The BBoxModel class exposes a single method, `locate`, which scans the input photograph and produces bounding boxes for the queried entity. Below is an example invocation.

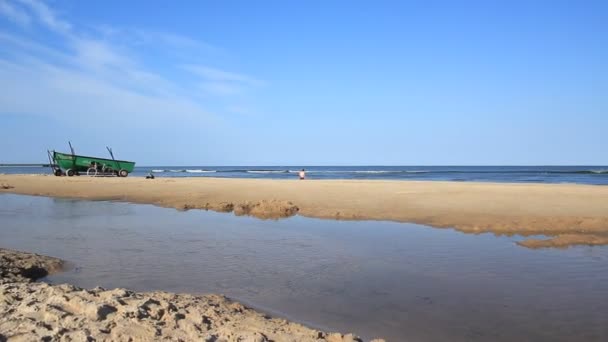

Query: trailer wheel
[54,169,63,177]
[66,169,75,177]
[119,169,128,177]
[86,167,98,177]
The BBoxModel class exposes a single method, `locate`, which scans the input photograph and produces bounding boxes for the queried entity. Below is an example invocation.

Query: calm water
[1,194,607,341]
[2,165,608,184]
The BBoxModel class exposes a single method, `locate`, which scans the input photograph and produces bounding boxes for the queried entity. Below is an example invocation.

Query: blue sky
[0,0,606,165]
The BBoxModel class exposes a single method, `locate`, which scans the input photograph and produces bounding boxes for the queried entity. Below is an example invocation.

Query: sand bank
[2,174,608,248]
[0,248,379,342]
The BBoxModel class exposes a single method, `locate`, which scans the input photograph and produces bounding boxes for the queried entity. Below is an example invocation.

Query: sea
[1,165,608,185]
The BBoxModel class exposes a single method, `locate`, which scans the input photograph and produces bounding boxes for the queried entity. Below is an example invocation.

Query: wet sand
[2,174,608,247]
[0,248,377,342]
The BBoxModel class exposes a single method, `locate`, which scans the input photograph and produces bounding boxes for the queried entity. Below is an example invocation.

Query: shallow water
[1,194,607,341]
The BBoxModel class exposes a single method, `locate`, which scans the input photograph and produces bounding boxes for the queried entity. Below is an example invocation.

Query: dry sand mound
[234,200,300,219]
[0,183,13,190]
[0,283,368,342]
[183,200,299,220]
[0,249,63,284]
[517,233,608,249]
[0,249,384,342]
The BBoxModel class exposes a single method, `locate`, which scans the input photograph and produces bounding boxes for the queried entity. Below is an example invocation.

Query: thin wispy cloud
[0,0,30,26]
[137,31,221,54]
[184,65,263,86]
[17,0,70,33]
[183,64,264,96]
[0,0,262,127]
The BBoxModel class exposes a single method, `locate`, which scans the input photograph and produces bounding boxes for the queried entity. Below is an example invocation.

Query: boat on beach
[49,143,135,177]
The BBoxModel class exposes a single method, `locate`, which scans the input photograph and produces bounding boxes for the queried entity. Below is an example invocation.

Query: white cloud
[16,0,70,34]
[184,64,263,86]
[184,64,265,97]
[0,0,262,128]
[199,82,242,96]
[0,52,212,127]
[142,31,220,54]
[0,0,31,26]
[93,25,222,54]
[73,38,133,69]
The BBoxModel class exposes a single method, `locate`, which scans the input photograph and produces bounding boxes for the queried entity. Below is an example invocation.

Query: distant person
[299,169,306,180]
[146,171,155,179]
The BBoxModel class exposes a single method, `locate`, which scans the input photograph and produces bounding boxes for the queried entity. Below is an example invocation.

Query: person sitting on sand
[146,171,155,179]
[299,169,306,180]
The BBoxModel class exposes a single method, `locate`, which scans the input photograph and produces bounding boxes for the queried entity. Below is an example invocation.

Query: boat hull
[53,152,135,174]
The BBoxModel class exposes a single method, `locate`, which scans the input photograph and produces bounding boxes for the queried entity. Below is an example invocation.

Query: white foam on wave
[160,169,430,174]
[352,170,400,174]
[247,170,286,174]
[289,170,403,174]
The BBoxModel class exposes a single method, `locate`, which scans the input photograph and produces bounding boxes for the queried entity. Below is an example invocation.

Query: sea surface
[1,165,608,184]
[1,194,607,341]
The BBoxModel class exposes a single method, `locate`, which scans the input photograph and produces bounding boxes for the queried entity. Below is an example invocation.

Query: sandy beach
[2,174,608,248]
[0,248,378,342]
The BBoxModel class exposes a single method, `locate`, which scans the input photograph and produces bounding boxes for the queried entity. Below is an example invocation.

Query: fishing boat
[48,143,135,177]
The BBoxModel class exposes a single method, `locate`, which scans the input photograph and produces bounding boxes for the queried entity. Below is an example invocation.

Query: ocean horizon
[2,165,607,185]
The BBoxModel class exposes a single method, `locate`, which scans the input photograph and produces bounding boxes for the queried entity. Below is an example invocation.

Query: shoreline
[2,174,608,248]
[0,248,377,341]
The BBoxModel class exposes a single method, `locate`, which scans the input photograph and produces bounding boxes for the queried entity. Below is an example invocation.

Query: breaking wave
[185,169,216,173]
[148,168,608,175]
[247,170,289,174]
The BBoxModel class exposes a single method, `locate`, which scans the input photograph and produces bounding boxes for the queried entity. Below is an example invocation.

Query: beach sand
[2,174,608,248]
[0,248,377,342]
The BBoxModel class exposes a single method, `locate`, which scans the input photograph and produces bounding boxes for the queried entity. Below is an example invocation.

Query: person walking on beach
[299,169,306,180]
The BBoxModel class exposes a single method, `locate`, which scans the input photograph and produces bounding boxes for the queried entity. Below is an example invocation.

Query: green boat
[49,144,135,177]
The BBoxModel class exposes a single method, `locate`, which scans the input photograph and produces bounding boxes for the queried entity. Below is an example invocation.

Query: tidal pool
[1,194,607,341]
